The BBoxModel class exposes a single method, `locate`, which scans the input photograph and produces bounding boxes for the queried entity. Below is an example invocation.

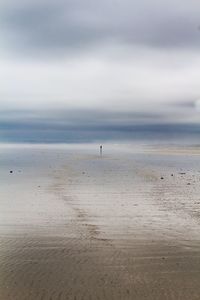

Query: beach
[1,143,200,300]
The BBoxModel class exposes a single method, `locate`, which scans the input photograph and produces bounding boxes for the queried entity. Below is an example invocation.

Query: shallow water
[1,143,200,299]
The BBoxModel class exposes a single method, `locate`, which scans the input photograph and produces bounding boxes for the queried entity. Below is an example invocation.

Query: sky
[1,0,200,142]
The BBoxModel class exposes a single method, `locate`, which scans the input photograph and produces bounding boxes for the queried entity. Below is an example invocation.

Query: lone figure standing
[100,145,103,156]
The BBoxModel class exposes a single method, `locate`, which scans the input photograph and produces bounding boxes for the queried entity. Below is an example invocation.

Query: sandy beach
[1,143,200,300]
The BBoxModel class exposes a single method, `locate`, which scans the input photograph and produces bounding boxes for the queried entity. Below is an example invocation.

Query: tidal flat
[1,143,200,300]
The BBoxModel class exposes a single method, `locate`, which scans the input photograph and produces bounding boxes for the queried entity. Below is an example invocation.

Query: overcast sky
[0,0,200,112]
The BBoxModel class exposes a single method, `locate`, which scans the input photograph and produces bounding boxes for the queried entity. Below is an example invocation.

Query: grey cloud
[0,109,200,143]
[0,107,196,131]
[0,109,164,129]
[1,0,200,55]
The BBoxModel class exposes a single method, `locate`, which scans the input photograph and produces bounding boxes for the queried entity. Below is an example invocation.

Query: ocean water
[1,142,200,236]
[2,123,200,145]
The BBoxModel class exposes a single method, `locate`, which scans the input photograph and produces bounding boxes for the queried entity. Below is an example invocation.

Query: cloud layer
[0,0,200,110]
[1,108,200,143]
[1,0,200,53]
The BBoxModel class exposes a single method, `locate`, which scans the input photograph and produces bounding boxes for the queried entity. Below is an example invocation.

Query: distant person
[100,145,103,156]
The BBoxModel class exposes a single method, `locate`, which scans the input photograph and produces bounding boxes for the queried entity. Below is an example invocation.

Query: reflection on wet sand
[1,144,200,300]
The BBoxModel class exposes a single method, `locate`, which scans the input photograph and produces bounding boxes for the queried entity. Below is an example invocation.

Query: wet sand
[1,144,200,299]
